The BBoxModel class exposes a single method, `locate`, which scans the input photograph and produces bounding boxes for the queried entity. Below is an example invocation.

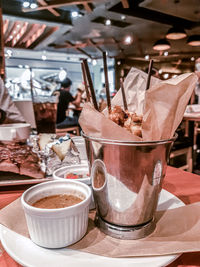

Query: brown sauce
[32,194,85,209]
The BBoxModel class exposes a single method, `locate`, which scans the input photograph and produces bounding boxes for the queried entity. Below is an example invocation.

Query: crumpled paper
[79,68,198,141]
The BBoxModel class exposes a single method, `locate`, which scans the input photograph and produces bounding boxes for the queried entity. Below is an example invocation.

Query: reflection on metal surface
[83,132,176,239]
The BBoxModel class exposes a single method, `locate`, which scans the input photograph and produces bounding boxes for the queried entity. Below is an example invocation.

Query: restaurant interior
[1,1,200,267]
[1,0,200,173]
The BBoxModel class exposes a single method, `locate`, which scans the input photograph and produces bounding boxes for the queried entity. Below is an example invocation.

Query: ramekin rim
[21,180,91,213]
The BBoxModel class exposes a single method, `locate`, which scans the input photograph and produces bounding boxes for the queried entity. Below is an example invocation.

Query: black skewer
[146,59,154,90]
[120,77,128,111]
[81,62,90,102]
[82,59,99,111]
[102,51,111,113]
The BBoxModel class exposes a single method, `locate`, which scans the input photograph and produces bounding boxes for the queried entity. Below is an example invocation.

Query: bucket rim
[81,132,178,146]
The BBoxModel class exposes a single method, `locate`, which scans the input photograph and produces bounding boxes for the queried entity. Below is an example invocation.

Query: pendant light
[166,27,187,40]
[187,35,200,46]
[153,39,171,51]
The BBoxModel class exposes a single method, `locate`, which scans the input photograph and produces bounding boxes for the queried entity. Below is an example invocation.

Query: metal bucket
[82,132,176,239]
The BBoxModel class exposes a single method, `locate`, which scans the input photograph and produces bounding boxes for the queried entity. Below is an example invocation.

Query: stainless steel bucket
[82,132,176,239]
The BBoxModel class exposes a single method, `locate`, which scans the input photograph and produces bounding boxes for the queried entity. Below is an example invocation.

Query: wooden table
[1,166,200,266]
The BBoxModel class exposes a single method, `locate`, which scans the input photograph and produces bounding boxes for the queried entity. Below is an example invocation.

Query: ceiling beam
[87,39,104,53]
[37,0,60,16]
[22,0,100,13]
[83,3,93,12]
[11,22,28,47]
[55,39,118,49]
[109,1,199,29]
[26,24,46,47]
[30,26,59,49]
[22,24,41,44]
[3,14,65,28]
[16,24,33,45]
[5,22,18,43]
[121,0,129,8]
[3,19,9,35]
[65,40,92,58]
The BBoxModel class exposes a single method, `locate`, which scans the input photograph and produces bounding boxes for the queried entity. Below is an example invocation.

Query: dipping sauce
[32,194,85,209]
[65,172,90,179]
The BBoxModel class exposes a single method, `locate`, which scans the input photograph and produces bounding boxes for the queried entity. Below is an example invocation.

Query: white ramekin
[0,123,30,141]
[21,180,91,248]
[53,164,90,185]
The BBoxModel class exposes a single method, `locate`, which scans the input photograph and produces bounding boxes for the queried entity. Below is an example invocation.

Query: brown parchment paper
[79,68,198,141]
[1,198,200,257]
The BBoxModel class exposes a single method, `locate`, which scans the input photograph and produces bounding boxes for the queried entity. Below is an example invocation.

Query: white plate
[0,173,53,187]
[0,189,184,267]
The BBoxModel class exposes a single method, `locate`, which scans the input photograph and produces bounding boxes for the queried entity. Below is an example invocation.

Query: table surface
[1,166,200,267]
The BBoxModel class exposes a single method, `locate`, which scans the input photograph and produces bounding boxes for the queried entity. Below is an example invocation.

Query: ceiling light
[187,35,200,46]
[18,65,23,68]
[166,27,187,40]
[23,1,30,8]
[145,55,149,60]
[6,50,13,57]
[105,19,111,26]
[158,69,163,74]
[41,55,47,60]
[117,61,121,65]
[30,3,37,9]
[124,35,133,45]
[191,56,195,61]
[30,3,38,9]
[59,70,67,81]
[121,15,126,20]
[92,59,97,66]
[163,73,169,79]
[88,58,92,63]
[71,11,79,18]
[153,39,171,51]
[164,51,168,56]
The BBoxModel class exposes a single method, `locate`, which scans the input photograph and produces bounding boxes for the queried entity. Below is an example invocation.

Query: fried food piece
[109,106,127,126]
[124,112,142,137]
[109,106,143,137]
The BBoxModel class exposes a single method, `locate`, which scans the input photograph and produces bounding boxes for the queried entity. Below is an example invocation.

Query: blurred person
[54,78,83,129]
[0,77,25,124]
[73,83,85,118]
